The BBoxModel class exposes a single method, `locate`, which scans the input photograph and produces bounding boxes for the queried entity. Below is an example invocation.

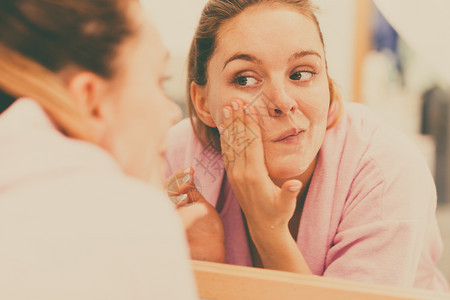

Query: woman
[0,0,197,298]
[165,0,449,291]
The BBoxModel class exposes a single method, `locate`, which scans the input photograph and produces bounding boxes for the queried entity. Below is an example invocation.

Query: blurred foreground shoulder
[0,169,198,299]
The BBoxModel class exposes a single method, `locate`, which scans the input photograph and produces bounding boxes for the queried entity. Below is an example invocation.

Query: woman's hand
[218,101,311,273]
[219,101,302,236]
[166,167,225,263]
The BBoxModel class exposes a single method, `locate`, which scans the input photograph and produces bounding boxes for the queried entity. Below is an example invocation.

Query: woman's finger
[277,179,302,215]
[169,168,205,208]
[170,194,189,207]
[243,103,265,170]
[166,167,193,197]
[220,105,235,169]
[229,100,247,171]
[175,186,206,208]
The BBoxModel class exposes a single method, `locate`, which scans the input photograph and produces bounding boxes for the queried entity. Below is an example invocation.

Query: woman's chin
[266,161,308,181]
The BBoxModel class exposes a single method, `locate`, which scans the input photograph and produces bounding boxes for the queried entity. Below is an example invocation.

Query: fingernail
[218,125,224,134]
[171,194,188,206]
[182,174,191,184]
[223,108,230,119]
[244,106,249,115]
[170,194,187,205]
[177,194,187,202]
[183,167,191,174]
[231,101,239,111]
[288,185,301,192]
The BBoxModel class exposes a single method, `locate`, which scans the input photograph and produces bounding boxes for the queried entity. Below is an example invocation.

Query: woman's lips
[273,128,305,143]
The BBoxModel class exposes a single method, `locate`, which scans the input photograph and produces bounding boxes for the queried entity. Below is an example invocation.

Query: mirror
[147,0,450,293]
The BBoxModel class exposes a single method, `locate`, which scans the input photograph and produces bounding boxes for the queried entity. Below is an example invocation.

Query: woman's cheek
[212,111,221,127]
[209,98,234,126]
[210,102,228,127]
[208,84,261,126]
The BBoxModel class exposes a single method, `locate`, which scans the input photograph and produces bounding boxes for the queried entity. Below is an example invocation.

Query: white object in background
[373,0,450,83]
[313,0,357,102]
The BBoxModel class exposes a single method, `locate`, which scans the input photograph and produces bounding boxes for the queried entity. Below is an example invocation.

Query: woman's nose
[269,105,295,117]
[262,85,298,118]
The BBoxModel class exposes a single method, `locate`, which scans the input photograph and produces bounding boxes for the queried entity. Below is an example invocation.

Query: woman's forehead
[214,6,324,62]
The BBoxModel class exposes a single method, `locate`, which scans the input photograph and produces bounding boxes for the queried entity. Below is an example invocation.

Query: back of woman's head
[0,0,134,139]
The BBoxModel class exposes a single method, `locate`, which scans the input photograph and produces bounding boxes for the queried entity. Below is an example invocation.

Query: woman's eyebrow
[223,53,263,70]
[288,50,322,62]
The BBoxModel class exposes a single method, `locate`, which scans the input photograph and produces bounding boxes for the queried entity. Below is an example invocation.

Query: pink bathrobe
[165,102,449,291]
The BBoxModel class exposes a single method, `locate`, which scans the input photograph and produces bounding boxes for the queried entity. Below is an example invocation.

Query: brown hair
[187,0,342,151]
[0,0,134,139]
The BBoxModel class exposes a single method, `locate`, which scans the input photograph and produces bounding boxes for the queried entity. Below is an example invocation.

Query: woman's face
[99,7,180,187]
[199,5,330,180]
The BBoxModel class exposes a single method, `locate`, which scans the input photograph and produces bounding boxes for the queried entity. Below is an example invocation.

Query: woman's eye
[289,71,313,81]
[233,76,259,87]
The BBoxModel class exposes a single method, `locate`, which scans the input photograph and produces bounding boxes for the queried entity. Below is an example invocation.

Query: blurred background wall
[147,0,450,282]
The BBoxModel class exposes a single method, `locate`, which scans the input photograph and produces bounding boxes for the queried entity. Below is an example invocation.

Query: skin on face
[96,4,181,187]
[193,5,330,181]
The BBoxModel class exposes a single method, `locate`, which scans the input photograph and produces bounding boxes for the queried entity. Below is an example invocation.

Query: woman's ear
[191,81,216,127]
[65,71,110,140]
